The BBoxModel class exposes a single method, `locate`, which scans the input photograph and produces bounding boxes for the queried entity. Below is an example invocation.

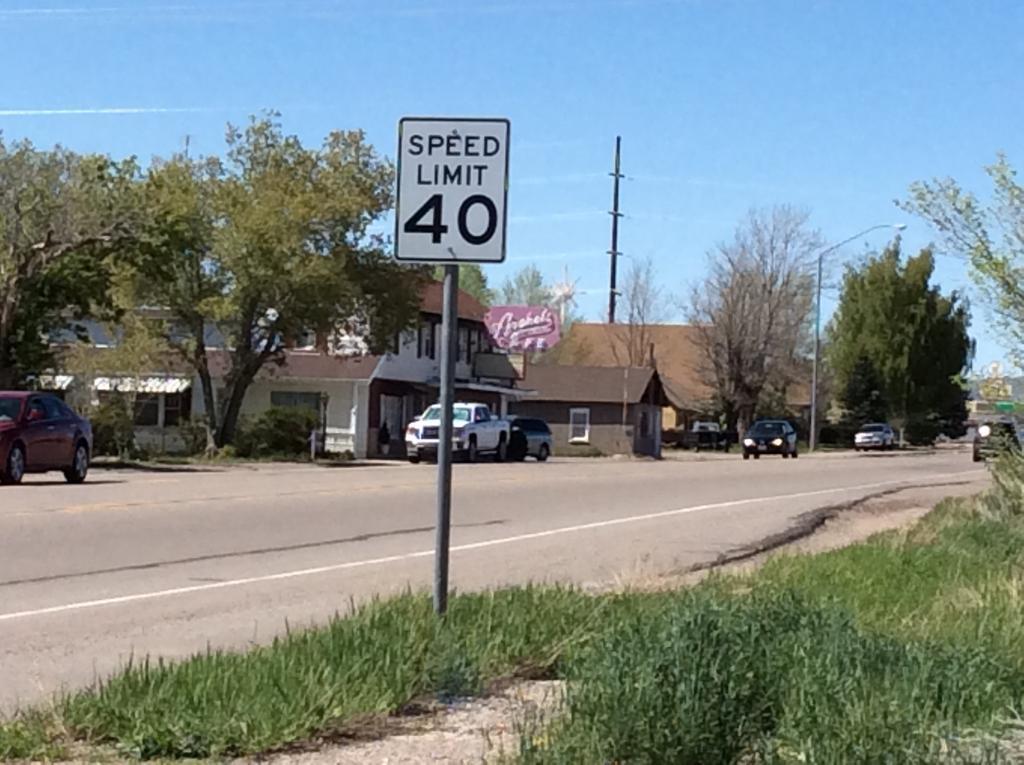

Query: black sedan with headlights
[742,419,799,460]
[972,420,1020,462]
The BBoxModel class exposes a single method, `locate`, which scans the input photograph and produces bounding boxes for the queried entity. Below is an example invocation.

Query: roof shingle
[545,323,711,408]
[524,364,656,404]
[419,281,488,322]
[547,323,810,409]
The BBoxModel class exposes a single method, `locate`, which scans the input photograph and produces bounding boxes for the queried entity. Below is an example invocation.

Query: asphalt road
[0,449,984,710]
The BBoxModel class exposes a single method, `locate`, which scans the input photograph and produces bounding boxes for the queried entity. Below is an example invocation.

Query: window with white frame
[569,407,591,443]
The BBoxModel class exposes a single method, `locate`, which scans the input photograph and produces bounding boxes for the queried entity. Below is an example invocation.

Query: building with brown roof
[509,364,666,457]
[547,323,709,417]
[544,322,812,435]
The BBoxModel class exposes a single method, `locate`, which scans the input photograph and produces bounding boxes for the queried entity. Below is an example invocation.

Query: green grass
[518,462,1024,764]
[0,710,68,763]
[6,458,1024,762]
[3,587,598,760]
[740,497,1024,665]
[519,589,1023,764]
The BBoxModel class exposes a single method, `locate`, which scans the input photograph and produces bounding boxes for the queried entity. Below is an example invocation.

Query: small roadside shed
[509,365,666,457]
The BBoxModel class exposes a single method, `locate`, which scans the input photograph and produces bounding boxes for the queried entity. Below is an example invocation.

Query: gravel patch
[235,680,564,765]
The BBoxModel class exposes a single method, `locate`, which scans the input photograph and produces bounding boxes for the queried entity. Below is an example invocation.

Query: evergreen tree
[828,242,972,444]
[840,355,890,426]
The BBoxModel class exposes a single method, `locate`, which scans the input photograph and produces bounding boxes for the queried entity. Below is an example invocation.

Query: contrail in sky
[0,107,212,117]
[0,0,680,21]
[0,5,190,17]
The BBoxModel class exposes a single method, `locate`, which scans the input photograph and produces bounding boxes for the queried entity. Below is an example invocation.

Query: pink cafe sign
[485,305,561,352]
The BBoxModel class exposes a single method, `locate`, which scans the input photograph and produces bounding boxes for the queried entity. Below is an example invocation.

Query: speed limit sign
[395,118,510,264]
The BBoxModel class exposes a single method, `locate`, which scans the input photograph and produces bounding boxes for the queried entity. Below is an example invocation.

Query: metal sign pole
[434,263,460,615]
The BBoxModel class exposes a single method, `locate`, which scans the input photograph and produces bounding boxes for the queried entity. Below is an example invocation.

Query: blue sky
[3,0,1022,369]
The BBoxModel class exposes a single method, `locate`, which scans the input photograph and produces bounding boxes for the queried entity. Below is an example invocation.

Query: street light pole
[809,223,907,451]
[810,253,824,452]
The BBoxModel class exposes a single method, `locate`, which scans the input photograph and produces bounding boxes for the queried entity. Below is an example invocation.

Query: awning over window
[93,376,192,394]
[36,374,75,391]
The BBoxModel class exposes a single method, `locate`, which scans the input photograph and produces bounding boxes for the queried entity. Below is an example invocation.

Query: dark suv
[508,417,553,462]
[0,392,93,485]
[972,421,1020,463]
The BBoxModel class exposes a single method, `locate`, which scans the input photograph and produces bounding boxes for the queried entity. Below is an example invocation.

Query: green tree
[500,264,552,306]
[840,354,890,427]
[0,138,139,387]
[433,264,493,306]
[60,267,171,455]
[902,154,1024,366]
[141,116,424,448]
[827,242,972,443]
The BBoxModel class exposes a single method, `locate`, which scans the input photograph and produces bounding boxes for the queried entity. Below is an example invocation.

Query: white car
[405,402,511,463]
[854,423,896,451]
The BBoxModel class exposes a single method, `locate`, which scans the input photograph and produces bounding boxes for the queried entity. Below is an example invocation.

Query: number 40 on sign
[394,118,510,264]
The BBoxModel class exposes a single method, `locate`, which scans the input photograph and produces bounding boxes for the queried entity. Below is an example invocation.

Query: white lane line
[0,469,984,622]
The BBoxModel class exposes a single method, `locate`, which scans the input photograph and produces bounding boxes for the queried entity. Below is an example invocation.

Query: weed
[525,590,1024,764]
[5,462,1024,761]
[43,587,593,759]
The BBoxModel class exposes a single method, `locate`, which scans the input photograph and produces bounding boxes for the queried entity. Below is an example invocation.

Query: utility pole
[607,136,623,323]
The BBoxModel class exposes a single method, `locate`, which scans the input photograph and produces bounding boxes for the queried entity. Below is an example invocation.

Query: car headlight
[979,425,992,438]
[772,438,783,447]
[743,438,754,447]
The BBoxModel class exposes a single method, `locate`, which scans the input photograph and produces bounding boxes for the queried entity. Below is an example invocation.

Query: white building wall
[374,328,475,384]
[191,375,364,456]
[353,381,370,459]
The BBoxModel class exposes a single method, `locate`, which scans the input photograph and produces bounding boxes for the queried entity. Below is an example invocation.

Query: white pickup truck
[405,402,511,463]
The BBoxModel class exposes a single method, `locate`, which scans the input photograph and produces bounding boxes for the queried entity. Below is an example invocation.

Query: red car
[0,392,93,485]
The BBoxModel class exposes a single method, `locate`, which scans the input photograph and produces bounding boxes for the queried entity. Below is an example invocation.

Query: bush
[906,414,942,445]
[234,407,317,459]
[89,398,136,457]
[819,422,856,446]
[176,418,211,456]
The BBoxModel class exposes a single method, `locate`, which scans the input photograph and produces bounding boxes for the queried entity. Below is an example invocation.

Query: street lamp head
[893,223,907,231]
